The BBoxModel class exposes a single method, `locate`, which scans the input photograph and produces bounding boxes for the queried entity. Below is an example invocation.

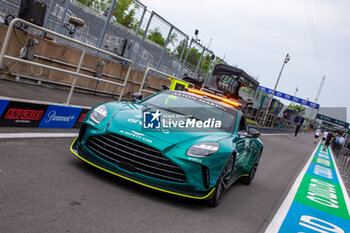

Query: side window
[239,116,247,132]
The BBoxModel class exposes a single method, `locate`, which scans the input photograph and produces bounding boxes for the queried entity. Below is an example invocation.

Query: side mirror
[248,128,261,138]
[132,93,143,102]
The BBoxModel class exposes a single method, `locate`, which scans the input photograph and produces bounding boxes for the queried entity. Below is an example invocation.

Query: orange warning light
[186,88,241,108]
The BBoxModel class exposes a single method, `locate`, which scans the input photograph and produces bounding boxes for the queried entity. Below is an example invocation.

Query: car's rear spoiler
[205,64,259,97]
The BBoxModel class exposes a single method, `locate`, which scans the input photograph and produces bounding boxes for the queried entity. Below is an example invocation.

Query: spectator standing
[313,128,321,143]
[324,131,334,151]
[295,123,301,137]
[339,134,345,146]
[334,133,341,150]
[322,131,328,145]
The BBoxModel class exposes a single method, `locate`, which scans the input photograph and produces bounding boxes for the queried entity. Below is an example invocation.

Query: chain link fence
[0,0,216,81]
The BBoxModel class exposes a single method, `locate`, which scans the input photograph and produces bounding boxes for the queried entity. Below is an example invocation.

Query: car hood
[106,102,231,151]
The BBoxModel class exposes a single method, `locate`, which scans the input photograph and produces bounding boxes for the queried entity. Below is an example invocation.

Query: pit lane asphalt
[0,132,315,233]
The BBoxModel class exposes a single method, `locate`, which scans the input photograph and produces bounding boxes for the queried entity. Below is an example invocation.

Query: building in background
[305,107,349,132]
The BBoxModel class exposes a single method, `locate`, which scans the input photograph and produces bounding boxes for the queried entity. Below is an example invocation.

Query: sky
[138,0,350,122]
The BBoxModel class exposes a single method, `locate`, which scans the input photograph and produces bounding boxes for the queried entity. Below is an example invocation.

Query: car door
[234,115,254,174]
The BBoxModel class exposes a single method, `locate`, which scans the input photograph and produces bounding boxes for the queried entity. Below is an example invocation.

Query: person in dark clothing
[324,131,334,151]
[295,123,301,136]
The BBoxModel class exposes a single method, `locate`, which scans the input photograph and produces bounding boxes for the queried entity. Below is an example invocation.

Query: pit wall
[0,98,90,128]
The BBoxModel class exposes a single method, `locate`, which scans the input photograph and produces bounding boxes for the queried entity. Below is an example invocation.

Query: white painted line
[262,133,293,136]
[264,141,321,233]
[0,133,290,138]
[329,147,350,215]
[0,133,78,139]
[0,96,91,109]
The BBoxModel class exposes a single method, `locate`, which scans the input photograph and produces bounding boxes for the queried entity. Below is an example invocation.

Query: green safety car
[71,88,263,207]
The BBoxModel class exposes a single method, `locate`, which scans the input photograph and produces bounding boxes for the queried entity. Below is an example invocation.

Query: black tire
[207,155,234,207]
[240,149,262,185]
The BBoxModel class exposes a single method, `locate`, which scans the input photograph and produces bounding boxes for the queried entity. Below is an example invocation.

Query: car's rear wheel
[240,149,262,185]
[207,155,234,207]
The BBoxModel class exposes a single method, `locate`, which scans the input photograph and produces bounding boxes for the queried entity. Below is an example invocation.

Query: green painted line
[294,173,350,220]
[266,141,350,233]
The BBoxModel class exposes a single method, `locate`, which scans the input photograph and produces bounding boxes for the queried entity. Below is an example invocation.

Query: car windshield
[141,91,237,133]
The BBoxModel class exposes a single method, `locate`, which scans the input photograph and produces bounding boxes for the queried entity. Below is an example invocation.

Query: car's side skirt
[227,174,249,189]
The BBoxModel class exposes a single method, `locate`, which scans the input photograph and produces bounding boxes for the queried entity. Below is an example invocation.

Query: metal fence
[0,18,133,104]
[0,0,217,81]
[332,135,350,190]
[245,105,296,132]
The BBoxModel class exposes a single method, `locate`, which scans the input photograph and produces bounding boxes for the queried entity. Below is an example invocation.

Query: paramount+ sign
[0,99,90,128]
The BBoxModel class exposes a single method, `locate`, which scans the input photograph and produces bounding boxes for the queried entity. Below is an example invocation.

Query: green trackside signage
[267,143,350,232]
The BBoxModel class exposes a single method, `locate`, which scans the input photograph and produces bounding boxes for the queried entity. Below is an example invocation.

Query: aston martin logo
[131,130,145,136]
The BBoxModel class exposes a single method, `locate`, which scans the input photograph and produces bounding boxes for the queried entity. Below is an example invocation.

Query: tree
[147,28,166,46]
[187,48,201,66]
[173,40,216,73]
[117,8,136,28]
[288,103,306,116]
[145,27,177,48]
[76,0,138,29]
[76,0,94,7]
[174,39,187,60]
[113,0,137,28]
[199,54,212,73]
[76,0,108,13]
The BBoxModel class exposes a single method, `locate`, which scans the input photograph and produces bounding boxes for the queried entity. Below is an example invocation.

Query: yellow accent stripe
[70,138,215,200]
[246,119,260,126]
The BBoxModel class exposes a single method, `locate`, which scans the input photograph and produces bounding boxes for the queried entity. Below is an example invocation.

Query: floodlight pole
[263,53,290,126]
[294,86,299,97]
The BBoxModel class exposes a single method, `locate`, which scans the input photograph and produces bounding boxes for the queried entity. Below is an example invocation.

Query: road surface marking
[0,133,78,139]
[265,141,350,232]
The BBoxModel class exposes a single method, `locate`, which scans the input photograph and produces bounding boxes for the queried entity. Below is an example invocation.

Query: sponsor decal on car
[171,92,228,111]
[119,129,152,143]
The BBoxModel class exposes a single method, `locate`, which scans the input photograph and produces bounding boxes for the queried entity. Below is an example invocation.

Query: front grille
[86,133,186,183]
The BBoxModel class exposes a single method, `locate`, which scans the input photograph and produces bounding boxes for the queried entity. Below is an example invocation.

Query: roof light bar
[186,88,241,108]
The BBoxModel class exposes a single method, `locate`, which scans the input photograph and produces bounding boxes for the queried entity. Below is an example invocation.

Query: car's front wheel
[207,155,234,207]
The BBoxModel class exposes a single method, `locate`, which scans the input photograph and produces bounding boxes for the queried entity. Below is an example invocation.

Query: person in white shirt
[322,131,328,145]
[314,128,321,143]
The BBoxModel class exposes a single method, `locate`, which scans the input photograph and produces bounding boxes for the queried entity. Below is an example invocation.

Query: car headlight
[90,105,108,124]
[186,142,220,157]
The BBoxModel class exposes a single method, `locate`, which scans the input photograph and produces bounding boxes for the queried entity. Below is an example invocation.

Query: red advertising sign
[0,101,48,127]
[5,108,44,120]
[73,109,90,128]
